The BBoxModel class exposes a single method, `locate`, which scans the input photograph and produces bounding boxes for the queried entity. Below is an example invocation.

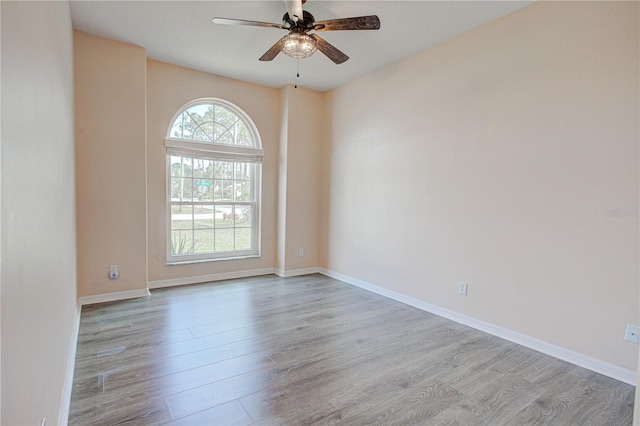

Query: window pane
[236,205,252,225]
[193,229,214,254]
[215,205,234,228]
[221,180,233,202]
[213,123,233,145]
[194,179,213,201]
[170,156,187,177]
[171,230,194,255]
[183,105,214,142]
[213,106,238,145]
[192,127,210,142]
[235,122,252,146]
[171,178,193,202]
[224,162,234,179]
[193,159,213,178]
[170,156,192,177]
[235,181,250,202]
[215,229,234,251]
[170,119,184,139]
[171,205,193,230]
[234,162,252,181]
[170,178,181,201]
[212,181,223,202]
[235,227,251,250]
[214,161,234,179]
[213,179,233,202]
[194,205,214,228]
[182,112,195,140]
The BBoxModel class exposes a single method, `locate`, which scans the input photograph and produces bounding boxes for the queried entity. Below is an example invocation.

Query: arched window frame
[165,98,263,264]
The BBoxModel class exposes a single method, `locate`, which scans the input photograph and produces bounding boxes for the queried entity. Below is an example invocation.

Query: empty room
[1,0,639,425]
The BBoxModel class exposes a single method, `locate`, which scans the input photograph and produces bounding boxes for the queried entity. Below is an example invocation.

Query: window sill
[167,254,260,266]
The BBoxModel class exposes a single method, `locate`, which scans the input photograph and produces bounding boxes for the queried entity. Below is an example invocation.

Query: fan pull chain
[295,59,300,89]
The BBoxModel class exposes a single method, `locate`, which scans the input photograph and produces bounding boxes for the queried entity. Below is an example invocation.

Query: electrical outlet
[624,323,639,344]
[458,281,468,296]
[298,248,304,257]
[109,265,119,280]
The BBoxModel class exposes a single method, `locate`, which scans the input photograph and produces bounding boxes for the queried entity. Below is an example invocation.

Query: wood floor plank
[69,274,635,425]
[503,373,636,426]
[350,335,508,401]
[239,378,369,424]
[69,394,172,426]
[358,379,465,425]
[162,368,277,421]
[70,350,275,417]
[164,400,253,426]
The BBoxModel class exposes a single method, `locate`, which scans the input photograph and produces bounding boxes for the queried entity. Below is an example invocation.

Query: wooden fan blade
[259,35,287,61]
[212,17,284,30]
[309,34,349,64]
[314,15,380,31]
[283,0,303,22]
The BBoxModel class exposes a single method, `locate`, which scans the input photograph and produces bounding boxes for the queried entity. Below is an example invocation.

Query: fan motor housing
[282,10,316,30]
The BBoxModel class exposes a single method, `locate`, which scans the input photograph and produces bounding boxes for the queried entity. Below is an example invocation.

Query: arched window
[165,99,262,263]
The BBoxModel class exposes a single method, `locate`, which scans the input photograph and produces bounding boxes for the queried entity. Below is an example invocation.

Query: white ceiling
[70,1,533,92]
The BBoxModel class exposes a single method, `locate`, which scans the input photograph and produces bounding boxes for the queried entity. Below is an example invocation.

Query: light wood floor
[69,274,635,425]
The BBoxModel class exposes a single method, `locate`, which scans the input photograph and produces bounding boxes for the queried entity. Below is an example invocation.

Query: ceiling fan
[212,0,380,64]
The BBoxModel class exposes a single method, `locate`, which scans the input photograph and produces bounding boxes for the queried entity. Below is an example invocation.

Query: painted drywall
[278,86,325,272]
[74,32,148,298]
[325,1,639,372]
[146,60,280,283]
[1,1,78,424]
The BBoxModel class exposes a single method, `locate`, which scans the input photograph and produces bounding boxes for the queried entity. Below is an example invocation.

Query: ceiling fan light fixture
[280,33,316,59]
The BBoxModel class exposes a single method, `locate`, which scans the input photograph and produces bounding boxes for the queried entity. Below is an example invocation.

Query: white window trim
[165,98,263,265]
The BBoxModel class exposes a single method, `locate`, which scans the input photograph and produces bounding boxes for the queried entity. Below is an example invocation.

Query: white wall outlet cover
[458,281,468,295]
[109,265,119,279]
[624,323,639,344]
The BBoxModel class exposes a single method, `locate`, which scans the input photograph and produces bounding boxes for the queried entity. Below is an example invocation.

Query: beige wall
[325,1,639,372]
[146,60,280,283]
[1,1,78,424]
[74,32,148,297]
[277,85,325,272]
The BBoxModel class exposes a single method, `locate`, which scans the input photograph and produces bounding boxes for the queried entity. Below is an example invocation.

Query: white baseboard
[319,268,638,386]
[275,267,321,278]
[78,288,151,306]
[58,303,81,426]
[149,267,323,288]
[148,268,277,289]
